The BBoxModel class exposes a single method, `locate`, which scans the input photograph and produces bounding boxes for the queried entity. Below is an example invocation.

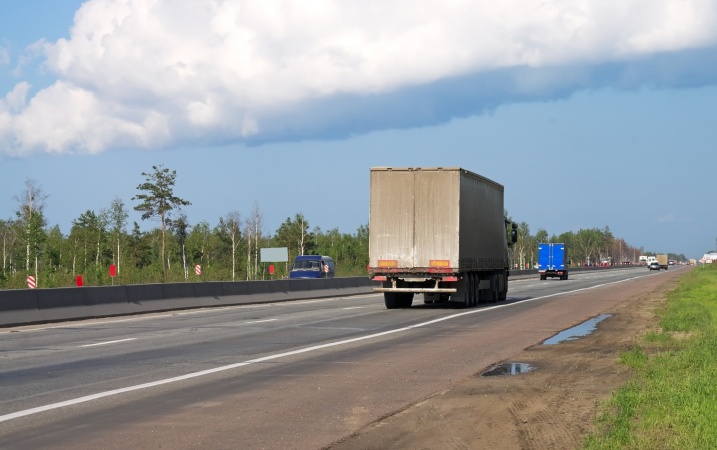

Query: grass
[584,264,717,449]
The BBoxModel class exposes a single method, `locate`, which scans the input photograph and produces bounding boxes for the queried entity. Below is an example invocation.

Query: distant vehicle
[638,255,648,265]
[599,257,612,267]
[538,243,568,280]
[656,254,669,270]
[668,260,675,265]
[648,261,660,271]
[289,255,335,279]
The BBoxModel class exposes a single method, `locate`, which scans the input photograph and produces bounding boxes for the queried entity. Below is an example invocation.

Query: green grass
[584,264,717,449]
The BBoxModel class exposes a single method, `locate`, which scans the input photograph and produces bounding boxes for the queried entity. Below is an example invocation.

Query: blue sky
[2,0,717,260]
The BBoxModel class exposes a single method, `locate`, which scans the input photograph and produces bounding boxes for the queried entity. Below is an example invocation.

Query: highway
[0,266,682,448]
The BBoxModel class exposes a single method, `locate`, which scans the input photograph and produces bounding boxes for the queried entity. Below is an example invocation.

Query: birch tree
[244,203,263,280]
[171,212,190,280]
[14,179,48,283]
[221,211,242,281]
[109,197,128,275]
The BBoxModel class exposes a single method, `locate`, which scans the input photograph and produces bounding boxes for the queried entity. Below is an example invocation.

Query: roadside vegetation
[0,167,687,289]
[585,263,717,449]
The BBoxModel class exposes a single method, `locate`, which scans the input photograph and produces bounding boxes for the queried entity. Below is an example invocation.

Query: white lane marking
[79,338,137,348]
[343,307,363,310]
[0,273,643,423]
[245,319,277,324]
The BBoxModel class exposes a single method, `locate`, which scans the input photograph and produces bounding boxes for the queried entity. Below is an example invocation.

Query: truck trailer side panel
[458,171,507,269]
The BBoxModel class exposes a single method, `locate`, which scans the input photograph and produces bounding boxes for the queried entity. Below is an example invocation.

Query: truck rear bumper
[373,287,457,293]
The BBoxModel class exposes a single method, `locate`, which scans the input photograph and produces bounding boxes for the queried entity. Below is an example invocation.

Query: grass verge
[584,264,717,449]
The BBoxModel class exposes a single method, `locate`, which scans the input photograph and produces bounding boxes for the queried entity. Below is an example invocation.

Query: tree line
[1,166,685,290]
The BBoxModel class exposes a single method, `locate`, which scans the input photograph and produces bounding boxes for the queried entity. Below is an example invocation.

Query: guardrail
[0,277,377,328]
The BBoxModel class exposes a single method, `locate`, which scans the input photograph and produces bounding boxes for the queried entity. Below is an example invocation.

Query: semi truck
[657,254,669,270]
[538,243,568,280]
[368,167,518,309]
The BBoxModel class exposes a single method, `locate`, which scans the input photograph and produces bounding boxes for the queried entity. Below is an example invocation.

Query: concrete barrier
[0,277,378,327]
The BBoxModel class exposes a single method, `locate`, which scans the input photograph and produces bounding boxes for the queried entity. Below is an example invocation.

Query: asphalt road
[0,266,682,449]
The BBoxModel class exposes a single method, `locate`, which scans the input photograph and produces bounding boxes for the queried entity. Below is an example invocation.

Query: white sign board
[260,247,289,263]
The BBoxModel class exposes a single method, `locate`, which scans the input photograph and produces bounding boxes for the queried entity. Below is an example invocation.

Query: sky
[1,0,717,260]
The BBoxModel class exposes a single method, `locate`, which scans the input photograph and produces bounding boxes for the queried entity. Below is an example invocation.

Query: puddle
[481,362,535,377]
[542,313,612,345]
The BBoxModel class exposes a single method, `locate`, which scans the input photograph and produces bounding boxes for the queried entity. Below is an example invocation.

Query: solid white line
[0,273,644,423]
[79,338,137,348]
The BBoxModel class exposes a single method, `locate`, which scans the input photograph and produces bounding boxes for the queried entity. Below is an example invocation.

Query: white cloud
[2,0,717,156]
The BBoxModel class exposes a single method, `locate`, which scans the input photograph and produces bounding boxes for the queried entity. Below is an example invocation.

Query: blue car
[289,255,335,279]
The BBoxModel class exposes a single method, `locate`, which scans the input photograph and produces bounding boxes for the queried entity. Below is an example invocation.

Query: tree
[171,212,191,280]
[512,222,532,269]
[244,202,263,280]
[14,179,48,278]
[275,213,313,263]
[534,229,549,244]
[220,211,242,281]
[132,165,191,275]
[109,197,129,276]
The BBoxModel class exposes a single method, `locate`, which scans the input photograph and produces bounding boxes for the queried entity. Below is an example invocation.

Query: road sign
[27,276,36,289]
[269,264,275,275]
[195,265,201,275]
[110,264,117,277]
[324,264,329,273]
[76,275,83,287]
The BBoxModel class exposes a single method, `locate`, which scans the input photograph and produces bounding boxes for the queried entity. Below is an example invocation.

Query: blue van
[289,255,335,279]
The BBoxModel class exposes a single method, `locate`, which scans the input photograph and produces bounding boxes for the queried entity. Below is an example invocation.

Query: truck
[368,167,518,309]
[657,254,669,270]
[538,243,568,280]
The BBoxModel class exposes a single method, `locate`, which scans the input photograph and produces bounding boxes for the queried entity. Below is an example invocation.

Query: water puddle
[481,362,535,377]
[542,313,612,345]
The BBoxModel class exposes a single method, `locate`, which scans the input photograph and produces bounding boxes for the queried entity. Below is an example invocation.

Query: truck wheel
[384,293,401,309]
[400,293,414,308]
[468,273,477,307]
[540,274,546,280]
[499,272,508,301]
[488,274,499,303]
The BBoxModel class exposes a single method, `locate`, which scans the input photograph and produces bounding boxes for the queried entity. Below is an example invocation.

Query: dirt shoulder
[328,270,683,450]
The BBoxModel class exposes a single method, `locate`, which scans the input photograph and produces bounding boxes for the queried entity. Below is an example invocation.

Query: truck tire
[400,293,414,308]
[384,293,401,309]
[498,271,508,301]
[488,274,499,303]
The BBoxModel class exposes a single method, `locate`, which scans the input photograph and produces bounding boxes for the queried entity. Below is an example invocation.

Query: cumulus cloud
[2,0,717,155]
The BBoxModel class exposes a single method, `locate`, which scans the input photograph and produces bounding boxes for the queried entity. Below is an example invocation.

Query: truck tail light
[377,260,398,268]
[372,276,387,281]
[442,276,458,282]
